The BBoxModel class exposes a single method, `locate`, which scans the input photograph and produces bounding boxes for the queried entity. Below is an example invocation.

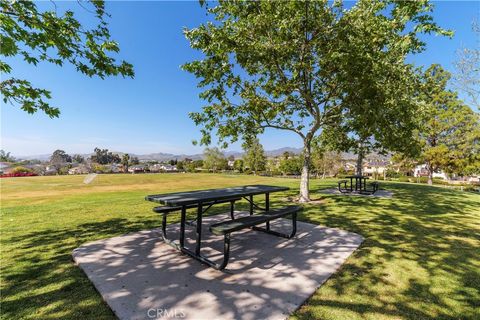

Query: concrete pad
[73,213,363,320]
[320,188,393,198]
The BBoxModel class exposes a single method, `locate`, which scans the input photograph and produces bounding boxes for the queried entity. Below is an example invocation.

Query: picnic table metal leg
[230,200,235,220]
[195,203,203,255]
[249,195,254,215]
[179,206,186,248]
[179,235,231,270]
[252,211,297,239]
[265,193,270,231]
[161,214,167,238]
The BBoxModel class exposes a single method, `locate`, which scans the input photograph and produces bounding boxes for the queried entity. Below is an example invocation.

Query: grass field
[1,173,479,319]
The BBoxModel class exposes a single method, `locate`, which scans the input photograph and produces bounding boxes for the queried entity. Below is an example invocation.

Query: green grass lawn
[1,174,479,319]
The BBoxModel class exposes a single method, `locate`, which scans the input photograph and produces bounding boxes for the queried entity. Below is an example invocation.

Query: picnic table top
[345,175,369,179]
[145,184,289,206]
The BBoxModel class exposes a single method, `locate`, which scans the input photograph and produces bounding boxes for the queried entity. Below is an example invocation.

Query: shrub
[433,178,446,185]
[11,166,33,174]
[464,185,480,193]
[58,166,71,175]
[385,169,400,178]
[268,168,282,176]
[92,164,108,173]
[418,177,429,184]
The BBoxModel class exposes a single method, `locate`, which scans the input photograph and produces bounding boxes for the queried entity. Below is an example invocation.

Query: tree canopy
[90,147,121,165]
[183,0,450,201]
[242,138,266,174]
[0,149,15,162]
[50,149,71,170]
[203,147,227,173]
[1,0,134,117]
[418,64,480,183]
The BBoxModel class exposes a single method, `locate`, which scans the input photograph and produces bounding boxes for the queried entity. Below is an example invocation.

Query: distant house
[467,175,480,183]
[227,160,235,168]
[363,161,389,177]
[149,164,177,172]
[342,161,356,172]
[43,165,58,175]
[414,164,448,180]
[68,165,90,175]
[0,162,12,175]
[109,164,122,173]
[128,165,147,174]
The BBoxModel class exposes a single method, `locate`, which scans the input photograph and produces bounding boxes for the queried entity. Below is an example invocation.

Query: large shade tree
[183,0,450,202]
[418,64,480,184]
[1,0,134,117]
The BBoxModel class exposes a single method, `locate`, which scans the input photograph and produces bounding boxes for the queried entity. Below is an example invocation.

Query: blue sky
[1,1,478,157]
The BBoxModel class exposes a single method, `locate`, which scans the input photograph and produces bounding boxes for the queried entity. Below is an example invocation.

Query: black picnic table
[345,175,369,192]
[338,175,379,194]
[145,185,290,269]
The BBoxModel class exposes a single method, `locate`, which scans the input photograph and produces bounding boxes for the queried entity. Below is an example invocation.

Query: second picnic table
[338,175,379,194]
[145,185,300,270]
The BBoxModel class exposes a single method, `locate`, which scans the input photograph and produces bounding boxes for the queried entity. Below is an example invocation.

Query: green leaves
[242,138,266,172]
[0,0,134,117]
[418,64,480,176]
[0,78,59,118]
[184,0,449,150]
[183,0,453,196]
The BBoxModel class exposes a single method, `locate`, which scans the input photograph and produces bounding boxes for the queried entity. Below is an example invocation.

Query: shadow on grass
[2,217,156,319]
[1,199,289,319]
[292,181,480,319]
[2,183,479,319]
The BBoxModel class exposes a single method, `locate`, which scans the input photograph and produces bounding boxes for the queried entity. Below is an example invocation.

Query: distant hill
[265,147,302,157]
[118,147,302,161]
[16,147,304,162]
[16,147,391,162]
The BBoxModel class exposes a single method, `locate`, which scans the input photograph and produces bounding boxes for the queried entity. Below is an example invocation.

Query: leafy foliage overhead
[183,0,451,149]
[0,0,134,117]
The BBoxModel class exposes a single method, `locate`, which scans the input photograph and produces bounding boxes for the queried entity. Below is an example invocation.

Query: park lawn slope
[1,174,479,319]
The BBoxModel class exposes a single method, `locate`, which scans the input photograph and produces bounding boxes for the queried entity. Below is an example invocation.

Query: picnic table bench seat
[360,181,379,195]
[210,205,301,237]
[209,205,301,269]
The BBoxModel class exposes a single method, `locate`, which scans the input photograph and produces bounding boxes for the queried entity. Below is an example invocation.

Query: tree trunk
[356,151,364,176]
[299,142,311,203]
[425,161,434,185]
